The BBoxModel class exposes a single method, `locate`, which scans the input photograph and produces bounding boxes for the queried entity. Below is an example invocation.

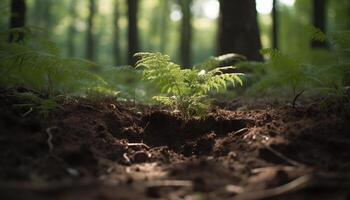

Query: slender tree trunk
[311,0,327,48]
[113,0,121,65]
[159,0,170,52]
[67,1,77,57]
[42,0,52,36]
[86,0,97,61]
[146,0,160,51]
[9,0,26,42]
[179,0,192,68]
[272,0,278,49]
[32,0,51,34]
[127,0,139,66]
[32,0,42,27]
[218,0,263,61]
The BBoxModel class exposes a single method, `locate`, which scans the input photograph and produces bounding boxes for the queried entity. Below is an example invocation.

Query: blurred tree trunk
[113,0,121,65]
[311,0,327,48]
[159,0,170,52]
[67,1,77,57]
[272,0,278,49]
[179,0,192,68]
[218,0,263,61]
[32,0,52,35]
[146,0,160,51]
[127,0,140,66]
[9,0,26,42]
[86,0,97,62]
[32,0,42,27]
[42,0,52,35]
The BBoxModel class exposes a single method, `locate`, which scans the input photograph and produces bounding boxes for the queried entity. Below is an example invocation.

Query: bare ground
[1,89,350,200]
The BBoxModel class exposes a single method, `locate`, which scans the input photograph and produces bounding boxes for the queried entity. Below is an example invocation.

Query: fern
[309,26,327,43]
[250,29,350,106]
[0,28,119,99]
[259,48,307,98]
[135,52,243,118]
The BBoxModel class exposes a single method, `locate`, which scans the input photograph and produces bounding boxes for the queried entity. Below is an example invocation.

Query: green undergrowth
[247,29,350,107]
[135,52,244,118]
[0,27,120,116]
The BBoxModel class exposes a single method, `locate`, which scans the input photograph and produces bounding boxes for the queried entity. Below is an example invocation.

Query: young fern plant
[256,48,309,107]
[134,52,243,118]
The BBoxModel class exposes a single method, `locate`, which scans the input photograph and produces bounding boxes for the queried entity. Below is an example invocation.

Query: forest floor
[1,88,350,200]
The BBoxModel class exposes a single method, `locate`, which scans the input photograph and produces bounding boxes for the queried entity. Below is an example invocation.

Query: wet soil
[1,89,350,200]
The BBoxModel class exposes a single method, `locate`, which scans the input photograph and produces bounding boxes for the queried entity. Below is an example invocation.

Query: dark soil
[1,89,350,200]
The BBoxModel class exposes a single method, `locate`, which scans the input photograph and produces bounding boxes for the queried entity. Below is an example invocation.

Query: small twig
[251,166,304,174]
[46,127,57,152]
[232,128,249,136]
[146,180,193,188]
[262,143,304,167]
[21,107,33,117]
[292,90,306,108]
[233,175,312,200]
[127,143,150,149]
[143,122,150,131]
[123,153,131,163]
[226,184,245,194]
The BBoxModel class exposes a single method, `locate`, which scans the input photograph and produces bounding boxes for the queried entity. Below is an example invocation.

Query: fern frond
[309,26,327,42]
[135,52,244,118]
[0,28,119,99]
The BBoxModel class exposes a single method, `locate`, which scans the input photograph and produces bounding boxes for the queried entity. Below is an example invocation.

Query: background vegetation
[0,0,349,113]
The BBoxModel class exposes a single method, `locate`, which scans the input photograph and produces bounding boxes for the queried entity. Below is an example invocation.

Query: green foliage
[135,52,243,118]
[0,28,119,99]
[308,26,327,43]
[253,48,308,99]
[96,65,156,102]
[248,29,350,106]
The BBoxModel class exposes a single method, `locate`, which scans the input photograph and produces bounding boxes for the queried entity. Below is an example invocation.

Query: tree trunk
[9,0,26,42]
[218,0,263,61]
[272,0,278,49]
[113,0,121,65]
[127,0,139,66]
[159,0,170,52]
[42,0,52,35]
[146,0,160,51]
[31,0,51,35]
[179,0,192,68]
[311,0,327,48]
[67,0,77,57]
[86,0,97,62]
